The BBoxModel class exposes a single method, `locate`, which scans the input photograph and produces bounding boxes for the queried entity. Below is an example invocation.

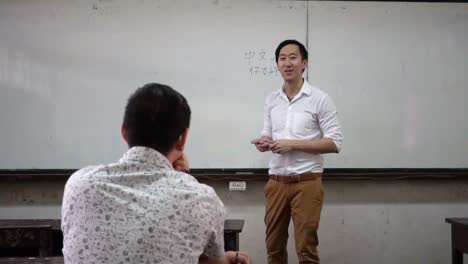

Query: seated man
[61,83,249,264]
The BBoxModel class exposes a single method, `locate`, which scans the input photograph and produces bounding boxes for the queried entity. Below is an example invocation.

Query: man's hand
[270,140,293,154]
[173,153,190,172]
[225,251,250,264]
[251,136,272,152]
[199,251,250,264]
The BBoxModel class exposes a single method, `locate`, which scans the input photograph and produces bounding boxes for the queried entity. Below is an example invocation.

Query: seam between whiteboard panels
[306,0,309,81]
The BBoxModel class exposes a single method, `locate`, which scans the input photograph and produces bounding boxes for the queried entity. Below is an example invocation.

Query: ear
[302,59,308,71]
[121,124,128,143]
[175,128,189,152]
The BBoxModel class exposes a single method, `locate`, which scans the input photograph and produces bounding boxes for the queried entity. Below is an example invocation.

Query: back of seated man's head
[122,83,191,155]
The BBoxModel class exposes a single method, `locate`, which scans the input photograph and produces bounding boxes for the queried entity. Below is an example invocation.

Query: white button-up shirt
[261,79,343,174]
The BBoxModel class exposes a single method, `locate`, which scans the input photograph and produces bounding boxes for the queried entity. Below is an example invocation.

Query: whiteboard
[1,1,467,169]
[0,0,307,169]
[308,2,468,168]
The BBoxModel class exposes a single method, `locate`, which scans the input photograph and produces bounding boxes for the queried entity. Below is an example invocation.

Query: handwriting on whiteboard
[243,49,279,77]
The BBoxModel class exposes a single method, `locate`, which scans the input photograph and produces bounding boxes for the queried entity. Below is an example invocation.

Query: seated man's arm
[197,189,250,264]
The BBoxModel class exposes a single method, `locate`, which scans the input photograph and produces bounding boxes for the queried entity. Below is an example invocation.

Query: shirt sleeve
[260,95,272,138]
[201,189,226,260]
[61,178,73,234]
[61,170,89,261]
[318,94,343,152]
[61,172,82,234]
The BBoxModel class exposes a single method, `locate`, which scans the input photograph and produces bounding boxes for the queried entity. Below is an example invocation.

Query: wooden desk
[0,219,244,257]
[224,219,245,251]
[0,221,60,230]
[0,257,63,264]
[0,220,62,257]
[446,218,468,264]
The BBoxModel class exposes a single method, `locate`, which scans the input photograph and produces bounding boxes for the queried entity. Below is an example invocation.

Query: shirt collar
[278,79,312,101]
[119,146,173,170]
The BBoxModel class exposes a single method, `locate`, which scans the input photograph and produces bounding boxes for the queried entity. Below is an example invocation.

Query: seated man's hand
[198,251,250,264]
[225,251,250,264]
[173,153,190,172]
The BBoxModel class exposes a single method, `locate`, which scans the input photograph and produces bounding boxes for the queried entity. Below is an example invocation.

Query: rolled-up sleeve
[260,96,272,138]
[318,95,343,153]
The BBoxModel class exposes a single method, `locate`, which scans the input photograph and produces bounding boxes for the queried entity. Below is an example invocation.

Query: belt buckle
[271,175,279,182]
[293,174,300,183]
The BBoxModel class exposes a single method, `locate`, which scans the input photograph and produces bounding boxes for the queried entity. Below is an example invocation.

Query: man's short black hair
[275,39,308,63]
[122,83,191,155]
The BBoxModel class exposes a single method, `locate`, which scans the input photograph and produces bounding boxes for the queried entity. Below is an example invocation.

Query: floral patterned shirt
[61,147,225,264]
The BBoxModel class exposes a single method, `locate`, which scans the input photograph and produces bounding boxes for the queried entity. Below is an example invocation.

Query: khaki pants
[264,177,324,264]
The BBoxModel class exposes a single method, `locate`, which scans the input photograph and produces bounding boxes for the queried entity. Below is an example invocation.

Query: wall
[1,179,467,264]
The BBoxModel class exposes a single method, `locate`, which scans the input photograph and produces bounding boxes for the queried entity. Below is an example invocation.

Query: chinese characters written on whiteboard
[243,49,279,77]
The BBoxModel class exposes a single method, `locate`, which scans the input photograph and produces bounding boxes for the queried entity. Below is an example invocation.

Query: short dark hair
[275,39,308,63]
[122,83,191,155]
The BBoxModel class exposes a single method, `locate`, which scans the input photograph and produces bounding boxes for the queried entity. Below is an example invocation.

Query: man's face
[277,44,307,82]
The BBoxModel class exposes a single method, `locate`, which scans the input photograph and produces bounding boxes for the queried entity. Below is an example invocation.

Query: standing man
[62,83,250,264]
[251,40,343,264]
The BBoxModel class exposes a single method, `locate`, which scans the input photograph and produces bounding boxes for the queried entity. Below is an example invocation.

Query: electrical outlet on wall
[229,181,246,191]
